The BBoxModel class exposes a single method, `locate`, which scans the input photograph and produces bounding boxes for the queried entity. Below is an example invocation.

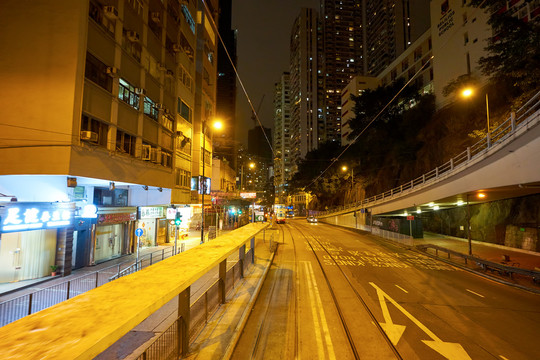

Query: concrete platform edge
[222,245,277,360]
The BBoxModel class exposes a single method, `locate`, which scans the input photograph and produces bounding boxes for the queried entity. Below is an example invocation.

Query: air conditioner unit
[166,69,174,77]
[103,6,119,19]
[172,44,181,53]
[151,12,161,23]
[163,108,170,115]
[158,63,167,71]
[106,66,118,76]
[150,148,161,163]
[135,87,146,95]
[81,131,98,143]
[154,103,163,110]
[126,30,140,42]
[141,145,151,160]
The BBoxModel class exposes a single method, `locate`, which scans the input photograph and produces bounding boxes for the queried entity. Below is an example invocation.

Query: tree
[470,0,540,96]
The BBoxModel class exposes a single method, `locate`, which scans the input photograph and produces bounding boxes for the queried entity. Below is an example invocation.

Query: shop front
[137,206,166,247]
[93,207,137,264]
[0,202,75,283]
[167,205,193,243]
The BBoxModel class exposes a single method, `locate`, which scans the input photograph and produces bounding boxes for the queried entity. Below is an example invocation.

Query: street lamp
[461,87,490,136]
[201,119,223,244]
[341,165,355,203]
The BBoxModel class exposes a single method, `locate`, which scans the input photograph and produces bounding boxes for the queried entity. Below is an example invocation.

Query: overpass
[318,91,540,224]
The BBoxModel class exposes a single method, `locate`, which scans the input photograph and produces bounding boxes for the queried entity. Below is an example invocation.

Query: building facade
[0,0,219,282]
[273,73,292,204]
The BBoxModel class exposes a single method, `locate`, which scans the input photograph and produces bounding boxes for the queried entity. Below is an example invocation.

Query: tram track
[288,221,403,360]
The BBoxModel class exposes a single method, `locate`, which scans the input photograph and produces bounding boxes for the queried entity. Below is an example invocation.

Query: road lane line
[303,262,325,360]
[395,285,408,293]
[466,289,485,298]
[499,355,509,360]
[306,261,337,360]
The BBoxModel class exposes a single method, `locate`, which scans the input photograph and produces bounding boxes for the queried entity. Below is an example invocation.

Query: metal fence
[318,90,540,217]
[0,246,180,327]
[371,228,414,246]
[136,249,254,360]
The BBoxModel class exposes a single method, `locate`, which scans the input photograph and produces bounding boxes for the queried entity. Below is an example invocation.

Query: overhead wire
[201,0,275,158]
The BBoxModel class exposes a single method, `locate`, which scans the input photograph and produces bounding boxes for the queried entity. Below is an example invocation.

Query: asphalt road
[232,220,540,360]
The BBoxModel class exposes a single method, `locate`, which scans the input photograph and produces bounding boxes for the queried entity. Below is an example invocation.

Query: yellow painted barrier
[0,222,269,359]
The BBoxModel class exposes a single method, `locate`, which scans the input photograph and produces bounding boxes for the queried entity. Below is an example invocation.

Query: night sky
[231,0,320,145]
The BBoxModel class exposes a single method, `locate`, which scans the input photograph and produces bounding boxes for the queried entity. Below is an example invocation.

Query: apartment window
[116,130,136,155]
[414,47,422,61]
[85,52,113,92]
[122,29,142,62]
[144,96,159,121]
[119,78,140,110]
[127,0,143,15]
[390,69,397,81]
[161,150,172,168]
[161,113,174,132]
[148,11,162,38]
[81,114,108,148]
[181,4,196,33]
[179,66,193,92]
[401,59,409,72]
[89,0,115,35]
[178,99,192,123]
[180,33,194,60]
[177,134,191,154]
[203,149,211,165]
[176,169,191,187]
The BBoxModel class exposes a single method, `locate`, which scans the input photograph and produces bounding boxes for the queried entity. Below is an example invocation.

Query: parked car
[307,216,318,223]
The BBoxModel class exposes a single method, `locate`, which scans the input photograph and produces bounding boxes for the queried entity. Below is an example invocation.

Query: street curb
[222,245,277,360]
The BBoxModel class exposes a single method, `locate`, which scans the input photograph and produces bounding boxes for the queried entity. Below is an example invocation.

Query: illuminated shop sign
[1,203,74,232]
[240,192,256,199]
[139,206,164,219]
[97,212,137,225]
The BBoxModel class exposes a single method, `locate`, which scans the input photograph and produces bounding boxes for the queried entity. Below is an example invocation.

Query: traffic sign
[135,228,143,237]
[406,215,414,220]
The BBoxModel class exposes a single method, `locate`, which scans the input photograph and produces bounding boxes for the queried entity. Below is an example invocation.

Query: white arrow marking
[369,282,471,360]
[374,285,406,345]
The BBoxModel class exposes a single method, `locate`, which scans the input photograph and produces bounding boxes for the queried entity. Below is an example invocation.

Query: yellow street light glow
[341,166,348,172]
[457,200,464,206]
[477,193,486,198]
[212,120,223,130]
[249,162,255,169]
[462,88,473,98]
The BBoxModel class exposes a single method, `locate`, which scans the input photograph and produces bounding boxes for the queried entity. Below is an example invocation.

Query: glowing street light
[461,87,491,138]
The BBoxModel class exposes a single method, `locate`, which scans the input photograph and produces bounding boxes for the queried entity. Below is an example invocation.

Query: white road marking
[303,261,336,360]
[499,355,510,360]
[370,282,471,360]
[395,285,408,293]
[466,289,485,298]
[303,262,325,360]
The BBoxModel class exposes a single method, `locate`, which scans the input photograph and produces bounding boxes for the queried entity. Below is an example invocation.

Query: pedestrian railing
[0,246,179,327]
[417,244,540,284]
[371,228,414,246]
[318,90,540,217]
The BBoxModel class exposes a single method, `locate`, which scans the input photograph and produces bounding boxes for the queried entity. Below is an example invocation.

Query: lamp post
[201,119,223,244]
[466,191,486,255]
[461,88,490,138]
[341,165,354,203]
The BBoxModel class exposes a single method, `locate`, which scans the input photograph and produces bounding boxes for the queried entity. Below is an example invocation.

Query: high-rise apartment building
[273,73,292,204]
[0,0,218,281]
[320,0,365,143]
[215,0,238,167]
[290,8,322,166]
[366,0,431,76]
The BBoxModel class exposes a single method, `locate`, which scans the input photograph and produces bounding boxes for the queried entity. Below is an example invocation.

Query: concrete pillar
[219,259,227,304]
[238,244,245,278]
[178,286,190,356]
